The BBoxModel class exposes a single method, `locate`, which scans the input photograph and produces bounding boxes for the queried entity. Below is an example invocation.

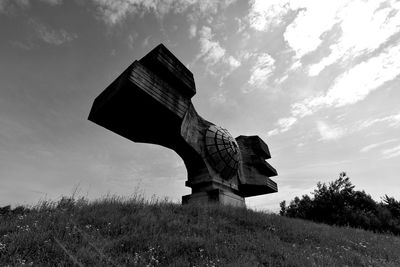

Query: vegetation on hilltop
[280,172,400,236]
[1,193,400,266]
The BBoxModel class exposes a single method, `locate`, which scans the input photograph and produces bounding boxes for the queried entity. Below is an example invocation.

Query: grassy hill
[1,195,400,266]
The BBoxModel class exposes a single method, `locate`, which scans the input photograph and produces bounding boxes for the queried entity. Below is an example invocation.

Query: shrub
[280,172,400,235]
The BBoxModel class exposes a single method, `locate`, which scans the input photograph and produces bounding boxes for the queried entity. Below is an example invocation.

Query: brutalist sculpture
[88,44,277,207]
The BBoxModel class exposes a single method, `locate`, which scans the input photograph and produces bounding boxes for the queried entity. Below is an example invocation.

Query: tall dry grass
[1,193,400,266]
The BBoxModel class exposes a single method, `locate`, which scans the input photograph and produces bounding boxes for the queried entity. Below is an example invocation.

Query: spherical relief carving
[205,125,240,180]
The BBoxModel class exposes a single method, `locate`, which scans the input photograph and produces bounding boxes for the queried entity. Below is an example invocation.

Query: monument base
[182,189,245,207]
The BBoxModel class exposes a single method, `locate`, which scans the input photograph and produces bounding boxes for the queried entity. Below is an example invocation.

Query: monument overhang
[89,44,278,207]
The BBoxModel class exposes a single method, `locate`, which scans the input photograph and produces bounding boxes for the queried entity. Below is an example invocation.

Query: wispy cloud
[269,42,400,136]
[141,35,151,48]
[91,0,237,25]
[309,0,400,76]
[249,0,400,75]
[0,1,5,12]
[248,0,347,59]
[284,1,346,60]
[319,43,400,107]
[316,121,345,141]
[227,55,241,69]
[291,43,400,116]
[248,0,289,31]
[0,0,62,13]
[127,32,139,49]
[359,112,400,129]
[360,139,398,153]
[0,0,29,13]
[188,24,197,39]
[382,145,400,159]
[247,53,275,90]
[9,40,33,50]
[39,0,62,5]
[266,117,297,137]
[278,117,297,133]
[194,26,241,84]
[209,92,227,106]
[30,19,77,45]
[197,26,226,65]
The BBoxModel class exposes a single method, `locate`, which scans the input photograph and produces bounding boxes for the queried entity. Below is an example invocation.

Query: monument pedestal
[182,189,245,207]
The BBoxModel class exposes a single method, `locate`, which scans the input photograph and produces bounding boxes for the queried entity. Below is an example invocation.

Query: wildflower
[359,242,367,248]
[18,259,26,264]
[133,252,140,264]
[341,246,350,251]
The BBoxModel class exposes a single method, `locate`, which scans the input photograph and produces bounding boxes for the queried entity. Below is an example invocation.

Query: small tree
[382,195,400,218]
[279,172,400,235]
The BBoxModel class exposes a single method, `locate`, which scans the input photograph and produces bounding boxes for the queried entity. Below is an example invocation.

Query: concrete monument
[88,44,277,207]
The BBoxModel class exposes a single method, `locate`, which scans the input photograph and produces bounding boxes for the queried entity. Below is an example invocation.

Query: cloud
[284,0,399,63]
[91,0,147,25]
[266,129,279,137]
[9,40,33,50]
[308,0,400,76]
[209,92,227,105]
[188,24,197,39]
[141,35,151,48]
[291,43,400,120]
[256,1,400,139]
[0,0,29,12]
[195,26,241,77]
[382,145,400,159]
[266,117,297,137]
[0,0,62,13]
[360,139,398,153]
[278,117,297,132]
[284,1,347,60]
[16,0,29,7]
[30,19,77,45]
[197,26,226,65]
[247,53,275,89]
[91,0,237,25]
[127,32,139,48]
[249,0,400,74]
[227,55,241,69]
[248,0,290,31]
[321,44,400,107]
[39,0,62,5]
[248,0,347,58]
[316,121,345,141]
[359,112,400,129]
[273,42,400,135]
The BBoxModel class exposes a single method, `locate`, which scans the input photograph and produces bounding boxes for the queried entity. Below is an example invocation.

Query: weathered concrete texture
[182,189,245,207]
[88,44,278,207]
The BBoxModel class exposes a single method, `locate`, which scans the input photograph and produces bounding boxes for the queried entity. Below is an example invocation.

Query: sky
[1,0,400,212]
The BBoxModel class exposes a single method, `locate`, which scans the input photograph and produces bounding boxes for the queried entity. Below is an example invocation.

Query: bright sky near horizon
[1,0,400,212]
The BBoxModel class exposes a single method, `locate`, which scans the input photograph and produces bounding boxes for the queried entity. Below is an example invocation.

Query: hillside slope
[1,196,400,266]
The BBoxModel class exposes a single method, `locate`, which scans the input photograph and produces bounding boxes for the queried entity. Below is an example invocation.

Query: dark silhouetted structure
[88,44,277,206]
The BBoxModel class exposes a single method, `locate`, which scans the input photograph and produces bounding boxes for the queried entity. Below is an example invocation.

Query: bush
[280,172,400,235]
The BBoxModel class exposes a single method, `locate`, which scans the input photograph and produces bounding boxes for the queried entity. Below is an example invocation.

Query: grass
[1,195,400,266]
